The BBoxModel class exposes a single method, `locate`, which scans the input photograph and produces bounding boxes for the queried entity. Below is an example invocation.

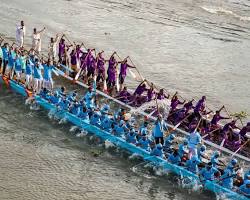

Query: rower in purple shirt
[119,58,133,88]
[170,93,185,112]
[211,106,230,128]
[194,96,207,116]
[183,99,194,114]
[96,51,105,83]
[134,82,147,96]
[147,84,155,102]
[156,89,169,100]
[239,122,250,138]
[117,86,131,103]
[86,49,96,78]
[58,37,65,62]
[70,49,77,71]
[107,53,117,88]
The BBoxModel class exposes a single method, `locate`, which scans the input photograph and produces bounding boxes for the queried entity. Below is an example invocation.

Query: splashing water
[69,126,78,132]
[104,140,116,149]
[58,117,67,124]
[128,153,142,161]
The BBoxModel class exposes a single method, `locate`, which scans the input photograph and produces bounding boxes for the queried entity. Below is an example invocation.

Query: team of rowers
[2,21,250,155]
[0,21,250,197]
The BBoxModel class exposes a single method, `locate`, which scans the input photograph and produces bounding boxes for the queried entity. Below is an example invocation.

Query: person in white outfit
[32,27,46,53]
[16,21,26,47]
[48,34,60,60]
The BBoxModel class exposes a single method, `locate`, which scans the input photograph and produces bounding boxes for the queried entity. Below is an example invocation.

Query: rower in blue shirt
[14,54,22,81]
[25,59,34,89]
[239,180,250,198]
[90,111,101,127]
[163,133,175,153]
[199,162,219,182]
[101,115,112,131]
[197,145,209,161]
[150,143,164,158]
[69,102,80,116]
[211,151,225,168]
[49,91,61,104]
[1,43,9,75]
[186,156,200,174]
[220,159,238,189]
[178,139,189,159]
[188,129,202,158]
[113,120,125,137]
[126,129,137,144]
[78,106,89,121]
[137,133,151,151]
[168,149,181,165]
[83,86,96,109]
[33,59,43,93]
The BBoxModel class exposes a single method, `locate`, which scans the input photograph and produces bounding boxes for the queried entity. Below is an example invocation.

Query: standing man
[16,21,26,47]
[152,114,168,145]
[32,27,46,53]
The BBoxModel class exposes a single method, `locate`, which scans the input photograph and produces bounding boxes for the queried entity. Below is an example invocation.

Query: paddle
[202,128,221,139]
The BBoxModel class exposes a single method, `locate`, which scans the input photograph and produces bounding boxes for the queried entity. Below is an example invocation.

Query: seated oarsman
[188,127,202,158]
[183,99,194,114]
[138,121,149,141]
[150,143,165,159]
[238,180,250,197]
[137,132,151,152]
[178,139,189,161]
[69,102,80,116]
[185,156,200,174]
[39,87,50,100]
[220,159,238,189]
[78,106,89,121]
[114,108,126,121]
[222,120,241,149]
[48,91,61,104]
[234,170,244,187]
[67,90,78,102]
[117,86,131,103]
[168,148,181,165]
[126,128,137,144]
[170,94,185,113]
[90,111,101,127]
[156,89,169,100]
[194,96,206,117]
[239,122,250,139]
[197,145,209,161]
[163,133,175,153]
[113,120,126,137]
[152,114,168,145]
[131,81,147,106]
[210,107,230,128]
[146,84,155,102]
[56,96,70,110]
[101,114,113,132]
[199,162,220,182]
[82,86,96,109]
[210,151,225,168]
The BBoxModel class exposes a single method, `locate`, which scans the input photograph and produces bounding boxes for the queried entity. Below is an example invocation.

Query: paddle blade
[103,80,108,92]
[74,69,81,80]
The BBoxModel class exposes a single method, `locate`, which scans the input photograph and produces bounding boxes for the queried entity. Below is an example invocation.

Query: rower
[48,34,60,59]
[83,86,96,109]
[16,20,26,47]
[194,96,206,116]
[220,159,238,189]
[25,59,33,89]
[117,87,131,103]
[211,151,225,168]
[178,139,189,160]
[150,143,165,158]
[152,114,168,145]
[78,106,89,121]
[211,106,230,128]
[183,99,194,114]
[186,156,200,174]
[126,128,137,144]
[90,111,101,127]
[197,145,209,161]
[7,47,15,78]
[163,133,175,153]
[119,58,132,90]
[199,162,219,182]
[113,120,126,137]
[168,149,181,165]
[138,121,149,140]
[58,37,66,63]
[43,59,56,90]
[156,89,169,100]
[238,180,250,197]
[70,49,77,72]
[107,54,117,89]
[170,93,185,112]
[48,91,61,104]
[137,132,151,151]
[14,52,22,82]
[1,43,9,75]
[100,114,112,131]
[86,49,96,79]
[96,51,105,83]
[39,87,49,100]
[239,122,250,138]
[33,59,43,93]
[146,84,155,102]
[188,127,202,158]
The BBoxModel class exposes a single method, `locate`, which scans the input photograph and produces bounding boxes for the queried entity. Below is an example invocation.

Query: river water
[0,0,249,199]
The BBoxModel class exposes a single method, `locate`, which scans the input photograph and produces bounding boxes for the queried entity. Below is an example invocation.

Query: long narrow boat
[54,66,250,162]
[0,75,248,200]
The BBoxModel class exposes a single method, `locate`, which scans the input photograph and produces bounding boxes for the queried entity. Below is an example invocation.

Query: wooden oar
[202,128,221,139]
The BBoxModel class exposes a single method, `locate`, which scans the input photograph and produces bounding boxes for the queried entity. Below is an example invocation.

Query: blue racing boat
[0,75,248,200]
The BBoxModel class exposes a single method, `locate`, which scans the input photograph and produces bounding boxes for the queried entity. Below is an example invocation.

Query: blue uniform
[113,124,125,137]
[178,143,188,157]
[15,56,22,72]
[153,120,168,138]
[150,147,164,158]
[137,138,151,151]
[43,64,53,81]
[239,181,250,197]
[163,134,175,152]
[211,155,220,168]
[90,112,101,126]
[8,51,15,68]
[126,132,137,144]
[33,64,43,79]
[186,158,200,174]
[199,167,218,181]
[101,115,112,131]
[168,153,181,165]
[1,47,9,61]
[78,108,89,121]
[197,146,206,161]
[221,167,236,189]
[26,62,33,75]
